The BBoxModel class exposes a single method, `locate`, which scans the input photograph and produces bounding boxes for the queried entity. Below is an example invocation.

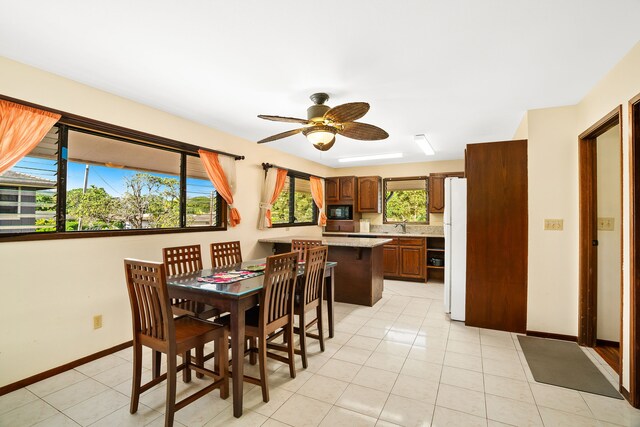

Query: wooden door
[383,244,399,276]
[325,220,339,232]
[340,177,355,202]
[466,140,528,333]
[357,176,380,213]
[326,178,339,203]
[399,246,423,279]
[429,175,446,213]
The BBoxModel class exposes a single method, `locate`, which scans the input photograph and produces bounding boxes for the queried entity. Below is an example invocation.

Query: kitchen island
[258,235,392,306]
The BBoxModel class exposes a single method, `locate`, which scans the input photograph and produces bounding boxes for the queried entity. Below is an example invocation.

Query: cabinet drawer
[383,237,399,246]
[398,237,425,247]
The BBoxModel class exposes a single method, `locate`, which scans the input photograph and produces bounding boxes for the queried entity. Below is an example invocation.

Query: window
[383,177,429,223]
[0,123,227,237]
[0,127,58,233]
[271,173,317,226]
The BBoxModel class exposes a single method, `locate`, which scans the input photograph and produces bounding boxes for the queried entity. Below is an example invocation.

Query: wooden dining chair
[226,251,299,403]
[294,245,328,368]
[210,241,243,268]
[291,239,323,263]
[124,259,229,427]
[162,245,219,374]
[162,245,219,319]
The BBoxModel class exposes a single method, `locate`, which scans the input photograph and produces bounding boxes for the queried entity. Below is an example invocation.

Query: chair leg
[249,337,257,365]
[165,352,177,427]
[298,310,308,369]
[195,346,204,379]
[316,305,325,352]
[152,350,162,379]
[258,336,269,403]
[130,343,142,413]
[217,333,229,399]
[182,351,191,383]
[287,322,296,379]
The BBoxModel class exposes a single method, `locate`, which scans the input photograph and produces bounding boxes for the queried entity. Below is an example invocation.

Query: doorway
[578,106,623,378]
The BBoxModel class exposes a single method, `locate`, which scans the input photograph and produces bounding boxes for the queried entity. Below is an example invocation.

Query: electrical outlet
[544,219,563,231]
[597,217,615,231]
[93,315,102,330]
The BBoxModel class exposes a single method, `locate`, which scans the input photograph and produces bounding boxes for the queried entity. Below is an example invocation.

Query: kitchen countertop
[322,231,444,238]
[258,235,393,248]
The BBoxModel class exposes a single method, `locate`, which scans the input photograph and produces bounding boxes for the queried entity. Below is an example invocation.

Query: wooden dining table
[166,258,336,418]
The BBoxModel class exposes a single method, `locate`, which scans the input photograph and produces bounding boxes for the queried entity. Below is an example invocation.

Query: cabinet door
[357,176,380,213]
[399,246,424,279]
[339,177,356,202]
[429,175,446,213]
[326,178,340,203]
[340,222,355,232]
[325,221,340,232]
[383,245,399,276]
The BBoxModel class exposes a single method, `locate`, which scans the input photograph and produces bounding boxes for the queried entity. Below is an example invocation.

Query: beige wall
[0,57,464,387]
[522,40,640,390]
[526,105,580,336]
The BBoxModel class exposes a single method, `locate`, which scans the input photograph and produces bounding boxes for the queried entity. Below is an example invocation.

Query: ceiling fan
[257,93,389,151]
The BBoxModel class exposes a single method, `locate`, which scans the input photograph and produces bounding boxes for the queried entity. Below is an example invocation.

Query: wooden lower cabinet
[383,237,425,281]
[383,243,399,276]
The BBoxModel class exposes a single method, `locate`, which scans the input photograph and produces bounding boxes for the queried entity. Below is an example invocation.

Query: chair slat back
[124,259,173,342]
[210,241,242,268]
[302,246,328,306]
[261,251,298,326]
[162,245,203,276]
[291,239,323,264]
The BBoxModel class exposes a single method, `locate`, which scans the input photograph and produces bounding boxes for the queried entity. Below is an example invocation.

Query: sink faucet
[395,220,408,234]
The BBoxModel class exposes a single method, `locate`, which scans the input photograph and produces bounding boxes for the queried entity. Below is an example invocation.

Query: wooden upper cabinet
[325,178,340,203]
[357,176,381,213]
[429,175,446,213]
[428,172,465,214]
[339,177,356,202]
[325,176,357,204]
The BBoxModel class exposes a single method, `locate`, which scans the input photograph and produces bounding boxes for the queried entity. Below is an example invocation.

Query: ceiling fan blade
[258,115,310,125]
[323,102,369,123]
[339,122,389,140]
[313,137,336,151]
[257,128,303,144]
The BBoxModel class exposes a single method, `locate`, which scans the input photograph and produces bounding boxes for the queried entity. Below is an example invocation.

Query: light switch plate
[544,219,563,231]
[598,217,615,231]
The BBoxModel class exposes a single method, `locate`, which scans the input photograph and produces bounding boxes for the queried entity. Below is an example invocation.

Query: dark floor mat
[517,335,622,399]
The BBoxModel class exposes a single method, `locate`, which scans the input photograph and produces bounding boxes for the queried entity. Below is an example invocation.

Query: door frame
[629,93,640,406]
[578,106,623,365]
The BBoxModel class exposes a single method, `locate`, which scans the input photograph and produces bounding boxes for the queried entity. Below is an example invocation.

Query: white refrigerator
[443,177,467,321]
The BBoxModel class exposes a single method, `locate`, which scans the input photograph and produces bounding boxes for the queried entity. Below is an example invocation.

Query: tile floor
[2,279,640,426]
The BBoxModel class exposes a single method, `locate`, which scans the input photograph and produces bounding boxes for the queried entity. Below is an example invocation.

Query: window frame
[270,170,319,228]
[0,186,21,220]
[382,176,430,224]
[0,114,234,242]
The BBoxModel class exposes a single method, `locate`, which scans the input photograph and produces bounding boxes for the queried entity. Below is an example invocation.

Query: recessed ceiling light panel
[414,134,435,156]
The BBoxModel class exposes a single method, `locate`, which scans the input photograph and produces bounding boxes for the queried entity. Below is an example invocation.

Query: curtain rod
[261,163,325,179]
[0,94,245,161]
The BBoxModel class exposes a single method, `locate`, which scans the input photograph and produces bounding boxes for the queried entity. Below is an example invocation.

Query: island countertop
[258,235,393,248]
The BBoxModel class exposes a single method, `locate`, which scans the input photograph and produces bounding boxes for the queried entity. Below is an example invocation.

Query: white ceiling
[1,1,639,168]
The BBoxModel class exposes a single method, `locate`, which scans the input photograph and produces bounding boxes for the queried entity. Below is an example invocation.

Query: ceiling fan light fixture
[414,134,435,156]
[303,125,337,145]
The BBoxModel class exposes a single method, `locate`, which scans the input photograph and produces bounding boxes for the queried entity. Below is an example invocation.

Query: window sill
[0,225,227,243]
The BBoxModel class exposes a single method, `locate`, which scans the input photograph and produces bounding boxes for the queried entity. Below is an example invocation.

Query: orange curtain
[0,100,61,174]
[198,149,241,227]
[263,168,288,228]
[309,176,327,226]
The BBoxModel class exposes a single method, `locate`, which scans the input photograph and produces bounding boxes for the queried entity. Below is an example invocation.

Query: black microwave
[327,205,352,220]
